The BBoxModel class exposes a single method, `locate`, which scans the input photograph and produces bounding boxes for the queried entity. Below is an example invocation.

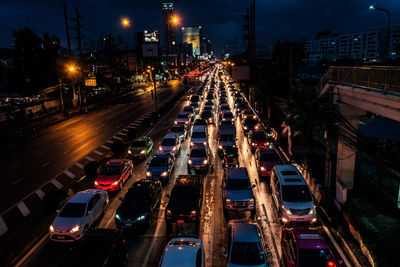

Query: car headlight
[174,121,178,124]
[146,171,151,177]
[309,205,316,215]
[112,181,119,186]
[50,225,55,232]
[159,147,163,151]
[128,149,132,154]
[252,142,256,146]
[137,214,147,221]
[203,141,207,145]
[166,209,172,215]
[94,181,99,185]
[188,160,193,165]
[140,149,146,154]
[203,160,208,164]
[161,171,168,176]
[190,142,194,146]
[244,126,248,130]
[191,210,197,216]
[255,125,259,129]
[70,225,80,233]
[282,205,292,215]
[172,146,176,151]
[219,145,223,149]
[260,166,266,171]
[115,214,121,220]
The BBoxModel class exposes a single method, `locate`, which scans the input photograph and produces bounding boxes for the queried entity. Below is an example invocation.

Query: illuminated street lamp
[369,5,391,58]
[121,18,131,27]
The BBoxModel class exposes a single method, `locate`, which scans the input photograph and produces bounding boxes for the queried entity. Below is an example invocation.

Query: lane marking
[14,234,48,267]
[17,202,30,217]
[101,145,110,150]
[51,179,63,189]
[11,178,22,186]
[41,161,50,168]
[64,170,76,179]
[322,223,351,267]
[75,162,84,169]
[117,132,127,136]
[36,189,45,200]
[0,216,8,236]
[106,140,114,144]
[113,136,123,140]
[127,125,136,129]
[93,150,104,156]
[85,156,95,162]
[121,128,129,132]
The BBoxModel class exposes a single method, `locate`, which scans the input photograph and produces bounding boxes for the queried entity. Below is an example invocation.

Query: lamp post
[57,64,80,113]
[369,5,391,59]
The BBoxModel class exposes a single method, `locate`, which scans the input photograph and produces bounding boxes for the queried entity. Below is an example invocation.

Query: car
[190,95,200,105]
[175,111,192,125]
[220,97,228,105]
[146,152,175,183]
[218,124,236,155]
[190,102,200,113]
[201,110,215,125]
[128,136,153,159]
[248,130,270,151]
[190,125,208,147]
[204,100,214,108]
[219,104,231,115]
[194,118,207,127]
[59,229,128,267]
[169,124,187,142]
[221,111,235,123]
[206,93,214,101]
[159,238,205,267]
[282,226,342,267]
[256,148,280,178]
[183,105,195,116]
[222,146,239,168]
[165,175,203,230]
[115,179,161,229]
[159,133,181,157]
[94,159,133,191]
[188,144,210,172]
[224,219,269,267]
[270,165,316,224]
[50,189,109,242]
[242,117,260,135]
[265,127,279,143]
[222,167,256,219]
[234,102,247,116]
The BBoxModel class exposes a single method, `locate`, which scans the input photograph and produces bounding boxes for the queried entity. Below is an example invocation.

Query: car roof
[193,125,206,132]
[292,228,328,250]
[161,238,202,266]
[105,159,124,166]
[274,165,306,185]
[227,167,249,180]
[178,111,188,115]
[69,189,101,203]
[164,133,178,139]
[134,136,149,142]
[230,220,260,243]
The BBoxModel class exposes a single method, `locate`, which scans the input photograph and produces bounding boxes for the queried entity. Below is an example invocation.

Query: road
[0,81,183,215]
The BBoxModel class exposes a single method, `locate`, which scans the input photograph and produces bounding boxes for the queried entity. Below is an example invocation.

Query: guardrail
[317,66,400,97]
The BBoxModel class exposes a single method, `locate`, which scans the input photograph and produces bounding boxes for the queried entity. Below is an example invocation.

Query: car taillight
[327,261,336,267]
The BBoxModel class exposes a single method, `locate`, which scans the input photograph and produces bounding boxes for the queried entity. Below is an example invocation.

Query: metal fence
[318,66,400,96]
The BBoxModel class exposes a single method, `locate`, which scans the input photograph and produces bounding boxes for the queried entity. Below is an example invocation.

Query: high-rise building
[182,26,202,57]
[162,3,177,54]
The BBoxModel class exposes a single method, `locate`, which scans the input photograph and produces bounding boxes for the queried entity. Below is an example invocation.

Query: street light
[369,5,391,59]
[121,18,131,27]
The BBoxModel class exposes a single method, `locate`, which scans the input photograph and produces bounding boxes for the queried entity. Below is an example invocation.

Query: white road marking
[101,145,110,150]
[117,132,127,136]
[113,136,123,140]
[322,224,352,267]
[11,178,22,186]
[64,170,76,179]
[121,128,129,132]
[51,179,63,189]
[41,161,50,168]
[106,140,114,144]
[93,150,104,156]
[36,189,45,200]
[14,233,48,266]
[17,202,30,217]
[75,162,84,169]
[130,122,141,126]
[127,125,136,129]
[0,216,8,236]
[85,156,95,162]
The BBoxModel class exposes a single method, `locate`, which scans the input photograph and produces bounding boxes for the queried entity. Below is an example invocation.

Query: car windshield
[191,149,207,157]
[226,179,250,190]
[170,126,184,133]
[183,107,193,112]
[260,152,279,162]
[192,132,206,138]
[298,249,333,267]
[220,135,234,141]
[100,165,121,175]
[221,120,233,125]
[131,141,146,147]
[195,119,206,125]
[224,112,233,118]
[221,106,230,111]
[244,118,257,125]
[59,202,86,218]
[150,157,168,167]
[177,114,188,118]
[201,111,212,117]
[171,187,196,200]
[162,138,176,146]
[230,242,265,265]
[124,189,150,205]
[282,185,312,202]
[224,147,238,156]
[253,132,267,141]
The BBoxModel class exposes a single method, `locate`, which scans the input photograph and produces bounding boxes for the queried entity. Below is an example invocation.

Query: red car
[94,159,133,191]
[248,130,271,151]
[255,148,280,177]
[282,225,342,267]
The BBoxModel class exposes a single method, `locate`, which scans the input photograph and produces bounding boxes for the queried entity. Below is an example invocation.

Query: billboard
[144,30,159,43]
[182,26,201,57]
[142,44,158,57]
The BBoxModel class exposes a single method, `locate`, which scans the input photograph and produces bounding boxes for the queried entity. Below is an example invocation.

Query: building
[182,26,203,57]
[162,3,177,54]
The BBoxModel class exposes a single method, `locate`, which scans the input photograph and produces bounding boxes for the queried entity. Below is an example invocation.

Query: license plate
[57,236,65,239]
[125,223,132,227]
[177,220,184,224]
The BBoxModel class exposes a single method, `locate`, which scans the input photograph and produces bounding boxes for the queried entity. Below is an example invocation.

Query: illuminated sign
[144,30,159,43]
[85,78,97,87]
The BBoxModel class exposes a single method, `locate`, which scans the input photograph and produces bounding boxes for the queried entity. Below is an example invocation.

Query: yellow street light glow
[121,18,131,27]
[171,15,180,25]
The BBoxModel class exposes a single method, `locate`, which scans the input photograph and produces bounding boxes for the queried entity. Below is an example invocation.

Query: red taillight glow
[327,261,336,267]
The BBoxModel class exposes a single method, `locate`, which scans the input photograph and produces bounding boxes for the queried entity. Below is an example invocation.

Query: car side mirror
[56,209,60,213]
[275,191,280,196]
[87,210,93,215]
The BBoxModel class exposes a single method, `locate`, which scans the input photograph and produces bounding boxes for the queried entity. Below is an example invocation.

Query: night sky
[1,0,400,55]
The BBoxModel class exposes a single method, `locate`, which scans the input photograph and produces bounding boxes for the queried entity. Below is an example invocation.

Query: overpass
[316,66,400,205]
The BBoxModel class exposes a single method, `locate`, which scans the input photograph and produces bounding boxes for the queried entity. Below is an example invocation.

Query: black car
[194,118,207,127]
[165,175,203,231]
[222,146,239,168]
[242,117,261,135]
[169,124,187,141]
[59,229,127,267]
[115,179,161,229]
[201,110,215,125]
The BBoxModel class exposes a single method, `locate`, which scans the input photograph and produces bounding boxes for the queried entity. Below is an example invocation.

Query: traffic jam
[26,65,346,267]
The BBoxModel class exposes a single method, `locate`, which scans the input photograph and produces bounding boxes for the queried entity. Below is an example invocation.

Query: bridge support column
[335,104,365,205]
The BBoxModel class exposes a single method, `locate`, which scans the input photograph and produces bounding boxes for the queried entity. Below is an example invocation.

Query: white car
[190,125,208,147]
[159,237,205,267]
[49,189,108,242]
[159,133,181,157]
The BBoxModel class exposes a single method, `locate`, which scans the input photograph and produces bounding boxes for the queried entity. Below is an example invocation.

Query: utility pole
[75,8,83,58]
[63,3,72,56]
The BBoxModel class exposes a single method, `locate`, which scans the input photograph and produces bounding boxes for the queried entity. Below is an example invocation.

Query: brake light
[327,261,336,267]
